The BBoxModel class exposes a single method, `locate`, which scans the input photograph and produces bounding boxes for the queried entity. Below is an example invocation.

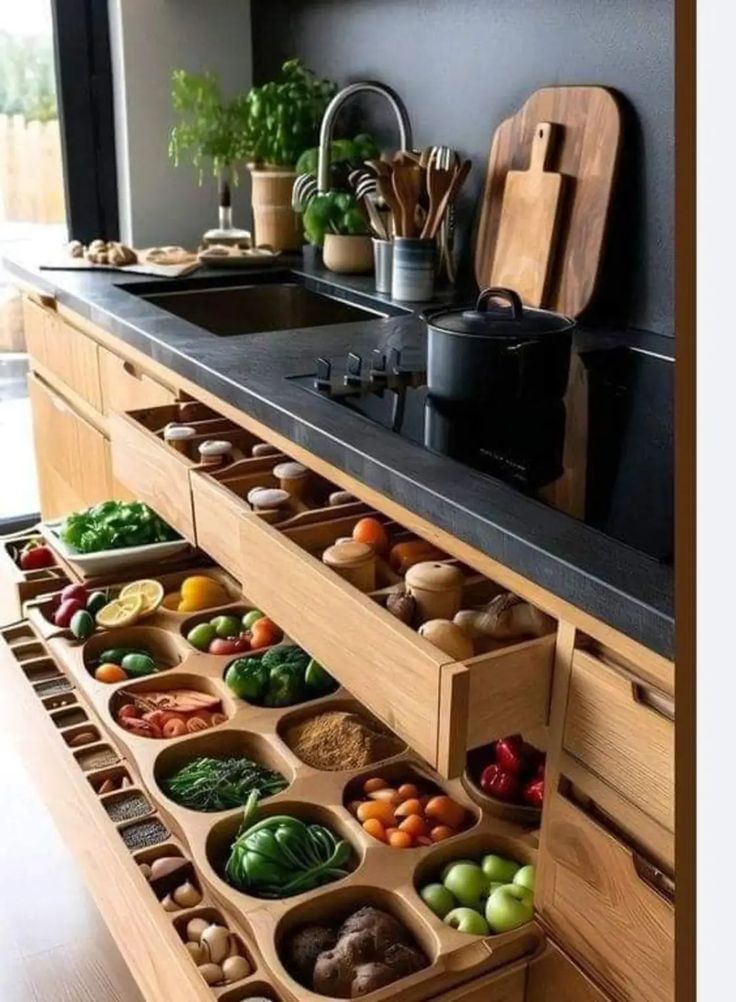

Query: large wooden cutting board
[475,86,622,318]
[491,121,563,306]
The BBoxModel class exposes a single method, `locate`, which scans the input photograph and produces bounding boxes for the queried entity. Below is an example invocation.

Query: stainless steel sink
[135,280,391,336]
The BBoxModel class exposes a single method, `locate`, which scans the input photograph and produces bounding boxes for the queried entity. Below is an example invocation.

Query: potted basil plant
[241,59,336,250]
[169,69,251,244]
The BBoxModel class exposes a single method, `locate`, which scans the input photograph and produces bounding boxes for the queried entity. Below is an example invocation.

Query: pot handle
[475,287,524,319]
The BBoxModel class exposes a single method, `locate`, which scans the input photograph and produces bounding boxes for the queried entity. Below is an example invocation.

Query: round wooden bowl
[322,234,374,274]
[461,768,542,827]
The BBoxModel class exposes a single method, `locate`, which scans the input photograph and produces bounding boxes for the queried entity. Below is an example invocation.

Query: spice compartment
[109,396,286,541]
[0,528,69,625]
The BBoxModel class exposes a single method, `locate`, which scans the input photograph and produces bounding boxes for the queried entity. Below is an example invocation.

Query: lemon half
[95,593,144,628]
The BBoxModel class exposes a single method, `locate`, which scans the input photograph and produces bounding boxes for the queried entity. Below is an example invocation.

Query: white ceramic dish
[39,521,190,576]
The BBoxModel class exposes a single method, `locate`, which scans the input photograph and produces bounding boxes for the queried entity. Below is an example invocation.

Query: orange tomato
[250,617,283,649]
[388,830,414,849]
[95,662,127,683]
[397,783,419,801]
[363,777,389,794]
[394,798,423,818]
[163,718,187,738]
[398,814,429,838]
[352,517,389,554]
[430,825,456,843]
[362,818,387,843]
[357,801,396,827]
[424,795,466,830]
[368,788,402,806]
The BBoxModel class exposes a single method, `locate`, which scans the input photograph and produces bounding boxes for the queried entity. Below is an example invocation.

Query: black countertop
[4,252,674,658]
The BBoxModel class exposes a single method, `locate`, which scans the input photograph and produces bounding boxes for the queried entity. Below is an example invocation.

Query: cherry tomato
[208,636,251,655]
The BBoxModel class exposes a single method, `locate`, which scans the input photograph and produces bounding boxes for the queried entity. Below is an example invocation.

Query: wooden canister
[404,561,465,622]
[250,169,301,251]
[322,540,376,592]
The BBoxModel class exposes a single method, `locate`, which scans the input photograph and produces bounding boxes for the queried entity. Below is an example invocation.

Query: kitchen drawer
[99,346,177,415]
[526,941,612,1002]
[109,400,267,541]
[430,960,526,1001]
[191,468,555,776]
[538,788,674,1002]
[28,374,113,519]
[563,648,674,831]
[23,296,102,412]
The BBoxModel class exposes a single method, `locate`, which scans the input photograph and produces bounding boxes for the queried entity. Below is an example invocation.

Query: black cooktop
[290,319,674,565]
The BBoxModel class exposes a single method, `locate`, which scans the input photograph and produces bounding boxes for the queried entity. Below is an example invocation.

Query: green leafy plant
[60,501,178,553]
[241,58,337,169]
[163,756,287,812]
[303,191,369,246]
[169,69,250,182]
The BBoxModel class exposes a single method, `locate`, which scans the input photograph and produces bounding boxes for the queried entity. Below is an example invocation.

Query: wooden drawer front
[431,962,526,1001]
[109,409,197,541]
[99,347,176,415]
[564,649,674,831]
[24,299,102,412]
[192,472,553,774]
[539,791,674,1002]
[527,941,612,1002]
[28,374,112,519]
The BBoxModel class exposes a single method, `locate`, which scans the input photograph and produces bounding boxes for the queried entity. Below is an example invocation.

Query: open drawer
[0,529,69,625]
[109,399,283,541]
[191,465,555,777]
[537,786,674,1002]
[563,648,674,832]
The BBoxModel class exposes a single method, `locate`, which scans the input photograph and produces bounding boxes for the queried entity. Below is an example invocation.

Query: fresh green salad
[59,501,179,554]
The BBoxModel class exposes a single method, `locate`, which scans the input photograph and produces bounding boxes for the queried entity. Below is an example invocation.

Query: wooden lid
[405,561,464,592]
[198,439,233,458]
[322,540,375,568]
[273,461,308,480]
[249,487,290,511]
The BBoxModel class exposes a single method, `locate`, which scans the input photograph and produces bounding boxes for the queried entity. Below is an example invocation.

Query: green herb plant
[225,791,352,898]
[241,58,337,169]
[163,756,287,812]
[60,501,178,554]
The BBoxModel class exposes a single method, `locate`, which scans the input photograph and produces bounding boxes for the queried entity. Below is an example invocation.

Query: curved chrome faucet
[317,81,413,192]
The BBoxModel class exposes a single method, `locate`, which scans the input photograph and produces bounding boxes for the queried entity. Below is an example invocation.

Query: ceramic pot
[322,234,374,274]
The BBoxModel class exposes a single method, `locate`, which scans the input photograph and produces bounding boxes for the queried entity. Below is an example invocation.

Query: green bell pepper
[304,658,336,695]
[263,662,304,707]
[224,657,269,701]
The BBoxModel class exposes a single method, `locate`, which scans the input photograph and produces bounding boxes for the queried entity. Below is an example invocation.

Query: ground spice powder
[285,711,405,771]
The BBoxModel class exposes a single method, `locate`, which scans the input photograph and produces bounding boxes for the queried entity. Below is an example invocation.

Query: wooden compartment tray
[0,528,70,625]
[12,578,544,1002]
[109,398,287,542]
[536,785,674,1002]
[191,466,555,778]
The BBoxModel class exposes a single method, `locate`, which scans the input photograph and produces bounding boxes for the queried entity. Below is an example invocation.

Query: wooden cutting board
[491,122,563,306]
[475,86,622,318]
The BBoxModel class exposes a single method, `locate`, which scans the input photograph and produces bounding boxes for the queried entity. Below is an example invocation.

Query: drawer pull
[50,392,70,415]
[633,852,675,903]
[632,682,675,721]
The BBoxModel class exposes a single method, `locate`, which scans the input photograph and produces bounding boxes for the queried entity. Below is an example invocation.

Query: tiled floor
[0,354,39,520]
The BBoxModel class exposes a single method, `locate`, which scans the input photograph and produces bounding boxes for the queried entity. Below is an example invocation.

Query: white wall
[109,0,252,248]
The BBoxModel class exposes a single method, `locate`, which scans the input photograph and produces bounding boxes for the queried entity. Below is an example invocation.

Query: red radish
[60,583,89,605]
[480,763,521,802]
[495,734,526,775]
[209,636,251,656]
[54,598,83,628]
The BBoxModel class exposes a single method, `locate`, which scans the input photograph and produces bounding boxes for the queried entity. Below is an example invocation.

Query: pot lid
[425,287,575,339]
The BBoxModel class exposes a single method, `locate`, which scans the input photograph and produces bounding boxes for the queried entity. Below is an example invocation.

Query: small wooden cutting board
[490,121,563,307]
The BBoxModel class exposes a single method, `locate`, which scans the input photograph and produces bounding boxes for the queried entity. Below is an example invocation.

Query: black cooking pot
[423,287,575,405]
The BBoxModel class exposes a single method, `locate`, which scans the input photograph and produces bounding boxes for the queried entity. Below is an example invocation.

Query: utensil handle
[474,287,524,318]
[530,122,554,171]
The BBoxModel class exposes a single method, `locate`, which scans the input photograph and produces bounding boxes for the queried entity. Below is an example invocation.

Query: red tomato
[19,545,55,570]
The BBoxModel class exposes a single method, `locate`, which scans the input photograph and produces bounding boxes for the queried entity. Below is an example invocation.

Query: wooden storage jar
[250,169,301,251]
[405,561,465,622]
[322,539,377,591]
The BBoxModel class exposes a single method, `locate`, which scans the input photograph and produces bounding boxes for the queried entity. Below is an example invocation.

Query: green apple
[186,622,217,651]
[481,854,520,884]
[444,907,490,936]
[242,609,264,630]
[212,614,242,638]
[420,883,456,919]
[443,863,490,908]
[513,864,536,892]
[441,859,476,882]
[485,884,534,933]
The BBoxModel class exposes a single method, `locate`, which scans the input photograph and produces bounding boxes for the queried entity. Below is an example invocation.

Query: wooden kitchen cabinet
[526,941,612,1001]
[28,373,114,518]
[431,961,526,1000]
[98,346,177,415]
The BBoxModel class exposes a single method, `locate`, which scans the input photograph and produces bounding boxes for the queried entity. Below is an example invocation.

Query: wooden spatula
[490,122,564,306]
[392,164,423,237]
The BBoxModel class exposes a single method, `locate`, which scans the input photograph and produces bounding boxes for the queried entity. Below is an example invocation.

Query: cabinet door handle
[633,852,675,903]
[49,391,70,415]
[122,359,143,380]
[632,681,675,721]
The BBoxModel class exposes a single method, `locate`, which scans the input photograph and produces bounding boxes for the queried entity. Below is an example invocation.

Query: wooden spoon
[421,163,455,241]
[377,174,403,237]
[421,159,471,240]
[392,163,423,238]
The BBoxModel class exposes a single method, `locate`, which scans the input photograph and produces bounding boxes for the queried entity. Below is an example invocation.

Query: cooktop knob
[344,351,363,388]
[315,357,332,392]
